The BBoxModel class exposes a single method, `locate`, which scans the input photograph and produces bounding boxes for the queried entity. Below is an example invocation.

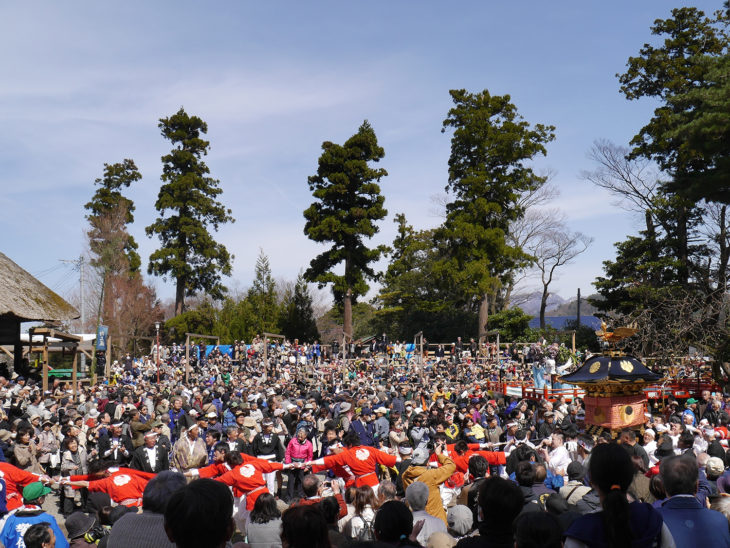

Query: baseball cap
[707,457,725,477]
[23,482,51,501]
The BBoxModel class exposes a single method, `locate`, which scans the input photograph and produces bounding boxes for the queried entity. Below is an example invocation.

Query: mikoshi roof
[558,354,661,385]
[0,252,79,322]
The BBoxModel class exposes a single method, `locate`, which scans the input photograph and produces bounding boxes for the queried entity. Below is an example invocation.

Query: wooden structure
[262,332,285,381]
[27,327,84,395]
[184,333,220,383]
[0,251,79,373]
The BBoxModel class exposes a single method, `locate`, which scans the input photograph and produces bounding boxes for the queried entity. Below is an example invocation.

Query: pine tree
[303,120,388,340]
[146,108,234,315]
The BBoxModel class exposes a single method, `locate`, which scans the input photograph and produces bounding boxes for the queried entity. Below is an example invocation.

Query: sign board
[96,326,109,351]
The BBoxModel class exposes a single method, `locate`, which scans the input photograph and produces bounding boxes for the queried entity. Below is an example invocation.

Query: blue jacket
[0,509,69,548]
[657,495,730,547]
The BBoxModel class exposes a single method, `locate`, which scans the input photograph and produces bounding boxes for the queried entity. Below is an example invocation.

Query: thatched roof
[0,252,79,322]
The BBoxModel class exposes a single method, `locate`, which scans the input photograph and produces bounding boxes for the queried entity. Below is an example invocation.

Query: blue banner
[96,326,109,351]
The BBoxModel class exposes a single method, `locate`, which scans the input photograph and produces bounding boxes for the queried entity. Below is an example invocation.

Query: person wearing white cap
[130,430,169,473]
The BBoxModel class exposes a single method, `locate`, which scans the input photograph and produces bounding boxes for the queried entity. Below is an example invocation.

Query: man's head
[619,429,637,446]
[660,455,699,497]
[23,523,55,548]
[165,479,234,548]
[143,471,187,513]
[405,481,429,511]
[678,430,694,450]
[478,477,524,535]
[468,455,488,480]
[302,474,321,497]
[144,431,158,448]
[515,461,536,487]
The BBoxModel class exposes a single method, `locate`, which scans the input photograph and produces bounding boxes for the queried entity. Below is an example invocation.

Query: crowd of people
[0,337,727,547]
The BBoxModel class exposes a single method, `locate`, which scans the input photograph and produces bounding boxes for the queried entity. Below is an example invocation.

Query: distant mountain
[546,294,601,316]
[515,292,567,316]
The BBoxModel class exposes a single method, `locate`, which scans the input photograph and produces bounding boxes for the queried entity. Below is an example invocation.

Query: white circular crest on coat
[239,464,256,478]
[355,449,370,461]
[113,474,131,486]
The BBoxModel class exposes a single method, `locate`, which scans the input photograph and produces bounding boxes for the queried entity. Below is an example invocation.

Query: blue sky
[0,1,719,308]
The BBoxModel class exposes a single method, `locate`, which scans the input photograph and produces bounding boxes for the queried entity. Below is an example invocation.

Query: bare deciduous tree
[528,227,593,328]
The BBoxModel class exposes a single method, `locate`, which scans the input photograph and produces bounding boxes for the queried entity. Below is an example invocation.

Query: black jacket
[130,444,170,473]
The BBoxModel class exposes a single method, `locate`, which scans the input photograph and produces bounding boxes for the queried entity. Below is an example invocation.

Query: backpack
[357,517,375,541]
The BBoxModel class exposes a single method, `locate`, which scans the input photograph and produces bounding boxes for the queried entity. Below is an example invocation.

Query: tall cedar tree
[304,120,387,340]
[439,89,554,341]
[146,108,234,316]
[279,273,321,343]
[247,250,280,336]
[619,7,729,205]
[85,159,142,273]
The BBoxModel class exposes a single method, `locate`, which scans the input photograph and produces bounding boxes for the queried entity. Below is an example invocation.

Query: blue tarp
[205,345,233,357]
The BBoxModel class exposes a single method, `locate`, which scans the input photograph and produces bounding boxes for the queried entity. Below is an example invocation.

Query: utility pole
[60,256,87,372]
[79,256,86,372]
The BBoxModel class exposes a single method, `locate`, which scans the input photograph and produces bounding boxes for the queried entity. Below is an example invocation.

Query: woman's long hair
[353,485,378,515]
[250,493,281,524]
[589,443,635,548]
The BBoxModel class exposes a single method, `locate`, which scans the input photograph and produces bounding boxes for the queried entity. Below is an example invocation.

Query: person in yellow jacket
[401,441,456,524]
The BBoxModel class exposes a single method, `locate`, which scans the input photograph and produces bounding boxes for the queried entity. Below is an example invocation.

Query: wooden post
[185,334,190,384]
[263,335,269,382]
[572,331,576,353]
[105,335,111,378]
[42,334,49,393]
[71,349,78,398]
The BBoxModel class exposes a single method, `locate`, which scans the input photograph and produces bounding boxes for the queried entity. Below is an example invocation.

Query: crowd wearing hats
[0,341,729,547]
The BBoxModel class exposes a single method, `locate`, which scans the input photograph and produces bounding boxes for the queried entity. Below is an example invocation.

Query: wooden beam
[0,346,13,358]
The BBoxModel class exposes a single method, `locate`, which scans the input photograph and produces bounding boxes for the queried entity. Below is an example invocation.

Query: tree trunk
[717,206,728,328]
[478,294,489,343]
[175,277,186,316]
[343,288,353,342]
[677,204,689,284]
[540,284,549,330]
